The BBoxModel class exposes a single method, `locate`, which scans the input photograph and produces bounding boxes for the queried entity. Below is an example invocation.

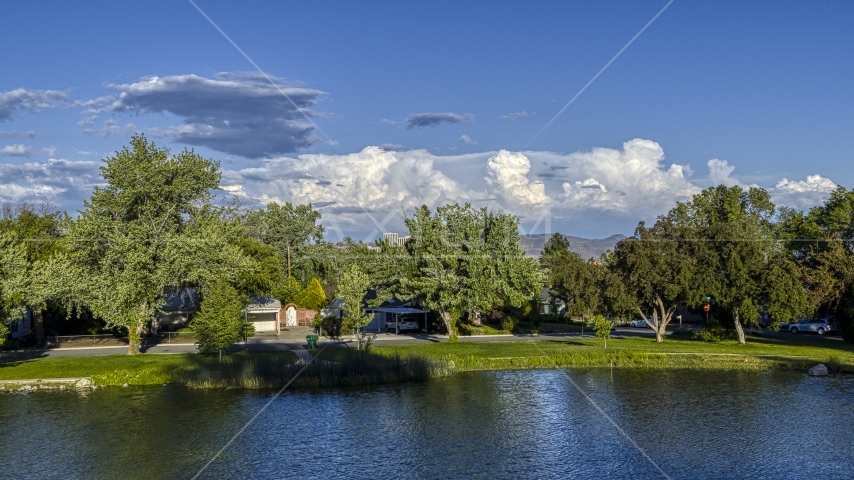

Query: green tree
[382,204,541,339]
[274,276,303,304]
[293,278,327,311]
[540,233,572,269]
[0,230,28,328]
[589,314,612,349]
[65,135,255,354]
[541,235,601,320]
[779,187,854,341]
[244,202,337,284]
[337,264,375,349]
[599,270,638,323]
[670,185,809,344]
[193,280,245,362]
[0,202,65,339]
[233,238,285,297]
[612,218,695,343]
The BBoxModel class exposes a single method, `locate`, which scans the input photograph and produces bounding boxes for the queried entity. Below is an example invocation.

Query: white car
[629,319,651,328]
[386,318,419,333]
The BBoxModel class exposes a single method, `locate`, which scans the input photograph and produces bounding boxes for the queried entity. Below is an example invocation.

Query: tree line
[2,135,854,354]
[542,185,854,345]
[0,136,344,354]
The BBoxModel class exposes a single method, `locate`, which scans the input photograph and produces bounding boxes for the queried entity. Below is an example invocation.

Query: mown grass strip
[3,334,854,389]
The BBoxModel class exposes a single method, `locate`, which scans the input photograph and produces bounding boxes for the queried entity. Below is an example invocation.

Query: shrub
[458,324,485,336]
[0,323,10,350]
[241,321,255,340]
[314,315,343,337]
[695,319,729,342]
[501,317,517,332]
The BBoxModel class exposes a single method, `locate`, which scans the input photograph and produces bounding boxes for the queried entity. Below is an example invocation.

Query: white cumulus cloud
[221,146,478,234]
[534,139,700,216]
[486,150,549,206]
[707,159,740,186]
[0,158,102,205]
[0,144,33,157]
[0,136,841,239]
[770,175,837,210]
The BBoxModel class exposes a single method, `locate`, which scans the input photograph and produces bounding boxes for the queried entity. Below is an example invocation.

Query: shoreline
[2,338,853,391]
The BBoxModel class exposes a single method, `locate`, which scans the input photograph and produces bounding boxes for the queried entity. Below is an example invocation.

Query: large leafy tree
[670,185,809,344]
[233,237,285,297]
[0,202,65,339]
[244,202,337,284]
[383,204,541,338]
[66,135,254,353]
[780,187,854,341]
[611,218,695,342]
[0,230,28,328]
[540,234,601,320]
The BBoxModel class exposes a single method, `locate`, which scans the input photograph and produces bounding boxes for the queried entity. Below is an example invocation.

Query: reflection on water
[1,369,853,479]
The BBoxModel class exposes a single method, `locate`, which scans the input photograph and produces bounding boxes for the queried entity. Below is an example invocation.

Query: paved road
[0,327,666,362]
[2,326,843,363]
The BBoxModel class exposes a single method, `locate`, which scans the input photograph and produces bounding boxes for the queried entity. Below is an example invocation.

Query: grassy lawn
[458,322,585,335]
[0,351,299,386]
[320,333,854,373]
[4,333,852,390]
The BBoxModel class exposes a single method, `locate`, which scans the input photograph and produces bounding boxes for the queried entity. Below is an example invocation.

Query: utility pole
[287,245,291,278]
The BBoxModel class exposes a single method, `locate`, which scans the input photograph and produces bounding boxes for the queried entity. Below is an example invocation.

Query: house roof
[362,288,412,308]
[246,296,282,311]
[160,288,200,312]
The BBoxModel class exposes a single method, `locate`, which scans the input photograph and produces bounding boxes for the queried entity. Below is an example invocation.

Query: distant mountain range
[519,234,627,260]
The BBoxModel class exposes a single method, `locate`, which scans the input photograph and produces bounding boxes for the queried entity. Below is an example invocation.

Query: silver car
[788,318,835,335]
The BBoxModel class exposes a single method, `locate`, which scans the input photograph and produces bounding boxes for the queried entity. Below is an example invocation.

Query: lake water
[1,369,853,479]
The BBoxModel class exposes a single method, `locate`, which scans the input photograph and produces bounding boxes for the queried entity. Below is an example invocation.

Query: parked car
[629,319,651,328]
[788,318,835,335]
[386,317,419,333]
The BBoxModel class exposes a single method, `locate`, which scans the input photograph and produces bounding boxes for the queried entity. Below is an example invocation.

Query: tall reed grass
[180,350,449,389]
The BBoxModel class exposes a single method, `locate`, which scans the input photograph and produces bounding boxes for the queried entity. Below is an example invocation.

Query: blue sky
[2,1,853,239]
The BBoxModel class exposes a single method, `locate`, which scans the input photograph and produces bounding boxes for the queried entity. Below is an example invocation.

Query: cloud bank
[0,88,69,121]
[0,138,839,239]
[81,73,325,158]
[0,158,102,205]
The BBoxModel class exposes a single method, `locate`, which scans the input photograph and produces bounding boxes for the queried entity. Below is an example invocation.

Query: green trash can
[306,334,318,349]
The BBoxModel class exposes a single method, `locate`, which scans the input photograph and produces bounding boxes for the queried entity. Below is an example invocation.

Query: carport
[363,306,427,333]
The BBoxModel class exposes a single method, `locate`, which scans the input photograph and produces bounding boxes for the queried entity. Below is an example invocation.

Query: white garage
[245,297,281,335]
